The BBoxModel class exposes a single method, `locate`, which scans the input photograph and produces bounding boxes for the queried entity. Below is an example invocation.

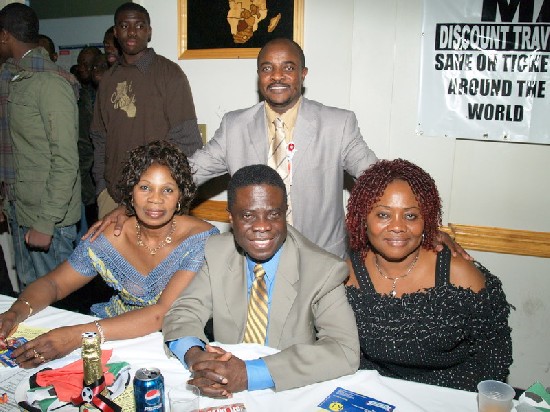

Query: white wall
[0,0,22,8]
[39,0,549,389]
[40,15,112,48]
[470,250,550,389]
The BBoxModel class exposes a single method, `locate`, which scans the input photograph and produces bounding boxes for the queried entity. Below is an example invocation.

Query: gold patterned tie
[268,117,292,223]
[243,264,269,344]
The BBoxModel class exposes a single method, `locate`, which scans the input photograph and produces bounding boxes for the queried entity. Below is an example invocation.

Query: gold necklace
[374,250,420,297]
[136,219,176,255]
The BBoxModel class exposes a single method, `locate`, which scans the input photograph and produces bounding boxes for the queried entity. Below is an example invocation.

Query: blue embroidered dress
[68,227,219,318]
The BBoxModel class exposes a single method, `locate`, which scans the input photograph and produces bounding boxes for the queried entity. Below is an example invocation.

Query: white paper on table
[0,367,32,410]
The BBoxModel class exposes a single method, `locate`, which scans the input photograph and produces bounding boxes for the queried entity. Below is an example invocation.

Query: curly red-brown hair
[346,159,442,259]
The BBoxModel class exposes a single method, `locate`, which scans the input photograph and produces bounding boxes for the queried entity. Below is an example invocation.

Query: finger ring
[33,349,46,363]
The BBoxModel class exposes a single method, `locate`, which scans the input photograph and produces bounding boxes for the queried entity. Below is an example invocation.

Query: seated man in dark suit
[163,164,359,398]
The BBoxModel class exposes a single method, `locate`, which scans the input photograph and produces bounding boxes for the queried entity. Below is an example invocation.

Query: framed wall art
[178,0,304,59]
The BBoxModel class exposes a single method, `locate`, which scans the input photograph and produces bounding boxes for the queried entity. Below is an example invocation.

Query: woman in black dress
[345,158,512,391]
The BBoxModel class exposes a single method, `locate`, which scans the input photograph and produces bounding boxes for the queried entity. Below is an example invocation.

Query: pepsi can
[133,367,165,412]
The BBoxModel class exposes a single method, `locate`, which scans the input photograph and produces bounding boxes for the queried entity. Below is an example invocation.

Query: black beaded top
[346,246,513,392]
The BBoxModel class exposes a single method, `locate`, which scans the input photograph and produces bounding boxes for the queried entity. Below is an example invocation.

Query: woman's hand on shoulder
[449,254,486,293]
[435,231,473,261]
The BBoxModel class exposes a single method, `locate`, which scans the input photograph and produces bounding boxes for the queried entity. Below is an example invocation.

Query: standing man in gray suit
[190,38,377,258]
[163,165,359,397]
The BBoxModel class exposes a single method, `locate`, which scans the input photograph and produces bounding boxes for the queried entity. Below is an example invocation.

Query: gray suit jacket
[189,98,378,257]
[163,226,360,391]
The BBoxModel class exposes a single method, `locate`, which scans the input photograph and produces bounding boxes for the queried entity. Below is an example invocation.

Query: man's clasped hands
[185,345,248,398]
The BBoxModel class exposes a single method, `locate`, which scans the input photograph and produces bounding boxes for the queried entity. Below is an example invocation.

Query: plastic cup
[168,384,200,412]
[477,380,515,412]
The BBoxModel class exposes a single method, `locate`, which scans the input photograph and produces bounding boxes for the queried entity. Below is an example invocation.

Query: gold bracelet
[17,298,33,318]
[94,320,105,344]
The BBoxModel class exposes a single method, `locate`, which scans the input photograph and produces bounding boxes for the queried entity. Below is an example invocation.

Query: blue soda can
[133,367,165,412]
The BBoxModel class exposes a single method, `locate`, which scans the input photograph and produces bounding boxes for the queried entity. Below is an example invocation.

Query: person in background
[0,141,218,368]
[91,53,109,86]
[76,46,102,88]
[163,164,359,398]
[76,46,102,236]
[90,2,203,219]
[0,47,10,297]
[102,25,120,67]
[345,159,513,392]
[38,33,57,62]
[0,3,80,288]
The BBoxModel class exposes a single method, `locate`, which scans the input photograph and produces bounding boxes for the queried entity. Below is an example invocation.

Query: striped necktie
[243,264,269,344]
[268,117,292,223]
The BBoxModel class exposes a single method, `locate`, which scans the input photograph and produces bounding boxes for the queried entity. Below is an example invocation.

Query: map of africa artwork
[180,0,303,59]
[227,0,280,44]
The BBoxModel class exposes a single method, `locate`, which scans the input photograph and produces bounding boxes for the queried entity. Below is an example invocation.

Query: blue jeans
[7,202,77,288]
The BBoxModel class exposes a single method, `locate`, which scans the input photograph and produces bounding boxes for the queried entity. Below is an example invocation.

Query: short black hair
[114,2,150,25]
[104,26,115,38]
[0,3,39,43]
[258,38,306,68]
[227,165,287,210]
[78,46,102,59]
[38,34,55,53]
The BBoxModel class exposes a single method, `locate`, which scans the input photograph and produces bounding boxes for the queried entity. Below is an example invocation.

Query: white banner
[418,0,550,144]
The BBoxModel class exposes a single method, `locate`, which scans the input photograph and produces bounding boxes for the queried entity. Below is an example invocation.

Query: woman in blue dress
[0,140,219,368]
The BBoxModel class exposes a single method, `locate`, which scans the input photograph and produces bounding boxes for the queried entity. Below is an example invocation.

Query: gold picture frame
[178,0,304,59]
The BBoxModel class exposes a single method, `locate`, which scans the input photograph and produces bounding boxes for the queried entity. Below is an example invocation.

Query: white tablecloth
[0,295,483,411]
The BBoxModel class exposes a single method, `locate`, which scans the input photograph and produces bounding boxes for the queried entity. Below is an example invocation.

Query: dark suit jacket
[189,98,378,257]
[163,226,360,391]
